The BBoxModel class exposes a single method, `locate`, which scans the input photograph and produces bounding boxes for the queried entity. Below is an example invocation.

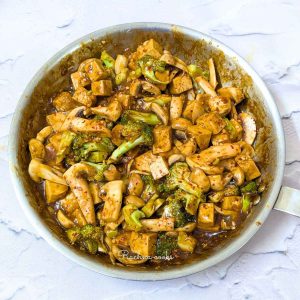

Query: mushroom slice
[168,154,185,166]
[36,126,53,142]
[142,81,161,95]
[151,103,169,125]
[208,58,217,89]
[63,163,97,225]
[239,112,256,145]
[57,210,75,229]
[195,76,217,96]
[28,159,67,185]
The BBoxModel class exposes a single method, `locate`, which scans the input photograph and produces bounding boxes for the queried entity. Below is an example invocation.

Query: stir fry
[27,39,264,265]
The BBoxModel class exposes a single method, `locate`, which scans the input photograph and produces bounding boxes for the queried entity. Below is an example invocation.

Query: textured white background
[1,0,300,299]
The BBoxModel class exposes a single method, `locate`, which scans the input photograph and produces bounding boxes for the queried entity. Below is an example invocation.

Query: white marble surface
[1,0,300,299]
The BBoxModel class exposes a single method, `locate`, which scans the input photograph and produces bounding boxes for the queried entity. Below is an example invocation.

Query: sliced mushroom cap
[239,112,257,145]
[36,126,53,142]
[63,163,97,224]
[151,103,169,125]
[218,87,244,104]
[168,154,185,166]
[28,159,67,185]
[142,81,161,95]
[232,166,245,186]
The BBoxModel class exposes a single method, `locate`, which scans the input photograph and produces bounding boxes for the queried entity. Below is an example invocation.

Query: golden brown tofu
[115,93,132,108]
[84,59,108,81]
[170,73,193,94]
[153,125,172,154]
[45,180,68,203]
[218,87,244,104]
[73,86,96,107]
[137,39,163,59]
[187,125,212,150]
[222,196,242,212]
[235,155,261,181]
[130,232,157,257]
[175,139,197,156]
[91,80,112,96]
[46,112,67,132]
[196,112,226,134]
[198,203,215,226]
[71,71,91,89]
[53,92,78,112]
[150,156,169,180]
[211,132,231,145]
[129,79,142,96]
[134,150,156,173]
[208,96,231,116]
[182,100,195,120]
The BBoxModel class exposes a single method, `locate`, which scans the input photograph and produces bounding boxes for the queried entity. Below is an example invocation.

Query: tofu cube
[235,155,261,181]
[91,80,112,96]
[73,86,96,107]
[84,59,108,81]
[222,196,242,212]
[150,156,169,180]
[71,71,91,90]
[196,112,226,134]
[137,39,163,59]
[153,125,172,154]
[187,125,211,150]
[46,112,67,132]
[208,96,231,116]
[45,180,68,203]
[130,232,158,257]
[53,92,78,112]
[170,73,193,94]
[134,150,156,172]
[198,203,215,226]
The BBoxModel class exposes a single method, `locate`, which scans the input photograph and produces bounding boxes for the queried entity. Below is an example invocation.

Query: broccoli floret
[141,175,158,201]
[73,137,115,162]
[163,195,195,228]
[66,225,106,254]
[174,189,204,215]
[84,162,108,181]
[56,131,76,163]
[137,55,169,84]
[187,64,209,80]
[101,50,115,69]
[121,110,161,126]
[241,181,257,194]
[123,204,145,231]
[108,119,153,162]
[158,162,202,198]
[156,233,177,257]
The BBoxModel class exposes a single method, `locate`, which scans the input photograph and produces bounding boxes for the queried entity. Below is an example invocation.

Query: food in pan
[27,39,264,265]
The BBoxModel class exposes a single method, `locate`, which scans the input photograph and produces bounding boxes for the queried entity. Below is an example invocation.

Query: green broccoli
[163,194,195,228]
[108,119,153,162]
[242,194,251,213]
[156,233,177,257]
[241,181,257,194]
[143,95,172,106]
[101,50,115,69]
[141,175,158,201]
[224,118,238,140]
[66,225,106,254]
[73,137,115,163]
[56,131,76,163]
[158,162,202,198]
[174,189,204,215]
[187,64,209,80]
[137,55,169,84]
[84,162,108,181]
[121,110,161,125]
[123,204,145,231]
